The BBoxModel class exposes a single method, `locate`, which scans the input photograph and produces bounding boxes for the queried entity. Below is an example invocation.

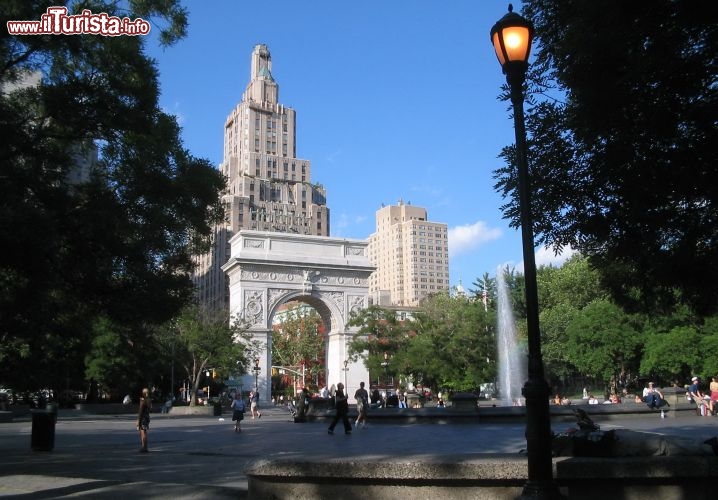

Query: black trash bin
[31,407,57,451]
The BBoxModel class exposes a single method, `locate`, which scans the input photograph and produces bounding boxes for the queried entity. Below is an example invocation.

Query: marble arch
[222,230,374,403]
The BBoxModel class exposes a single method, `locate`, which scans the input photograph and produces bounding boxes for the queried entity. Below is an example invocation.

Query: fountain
[496,267,527,405]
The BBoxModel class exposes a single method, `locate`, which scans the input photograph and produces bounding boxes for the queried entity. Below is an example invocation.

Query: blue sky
[146,0,574,291]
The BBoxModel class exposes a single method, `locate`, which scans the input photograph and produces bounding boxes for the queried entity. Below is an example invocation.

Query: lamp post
[253,357,261,392]
[204,370,212,404]
[490,5,560,498]
[342,359,349,391]
[302,361,306,390]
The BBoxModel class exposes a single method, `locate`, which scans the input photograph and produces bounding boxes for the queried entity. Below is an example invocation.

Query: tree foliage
[0,1,226,392]
[495,1,718,314]
[409,293,494,391]
[564,300,642,390]
[347,295,494,392]
[640,325,702,384]
[170,306,253,406]
[347,305,414,386]
[537,256,605,382]
[271,306,326,387]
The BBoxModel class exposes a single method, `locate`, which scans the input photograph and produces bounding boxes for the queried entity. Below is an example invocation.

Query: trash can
[31,408,57,451]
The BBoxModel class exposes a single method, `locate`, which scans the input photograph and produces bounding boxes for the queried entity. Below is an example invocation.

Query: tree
[537,255,606,386]
[84,316,140,401]
[470,272,495,308]
[171,306,253,407]
[347,305,414,387]
[0,1,226,392]
[640,325,702,385]
[271,305,326,390]
[698,317,718,378]
[409,292,494,391]
[494,1,718,315]
[564,300,642,391]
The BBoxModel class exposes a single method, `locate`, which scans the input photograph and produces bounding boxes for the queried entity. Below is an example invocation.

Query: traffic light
[212,369,217,379]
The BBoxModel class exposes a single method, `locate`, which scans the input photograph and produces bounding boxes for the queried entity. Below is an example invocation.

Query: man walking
[328,382,351,435]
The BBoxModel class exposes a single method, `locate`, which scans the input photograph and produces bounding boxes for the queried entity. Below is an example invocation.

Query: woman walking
[231,393,246,432]
[136,388,151,452]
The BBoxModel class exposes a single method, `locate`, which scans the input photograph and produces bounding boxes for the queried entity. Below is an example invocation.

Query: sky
[145,0,575,291]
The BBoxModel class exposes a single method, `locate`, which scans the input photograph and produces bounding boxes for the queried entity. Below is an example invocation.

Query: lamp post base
[521,378,563,499]
[520,481,563,500]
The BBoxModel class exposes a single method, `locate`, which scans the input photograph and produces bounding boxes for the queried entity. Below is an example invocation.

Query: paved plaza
[1,406,717,499]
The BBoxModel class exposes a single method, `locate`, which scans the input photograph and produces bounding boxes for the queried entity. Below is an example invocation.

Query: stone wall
[247,455,718,500]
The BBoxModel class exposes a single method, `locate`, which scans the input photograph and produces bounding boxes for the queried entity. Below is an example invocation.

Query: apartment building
[192,44,330,311]
[368,200,450,307]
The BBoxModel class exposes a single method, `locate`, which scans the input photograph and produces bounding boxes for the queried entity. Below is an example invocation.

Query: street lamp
[491,5,560,499]
[253,357,261,392]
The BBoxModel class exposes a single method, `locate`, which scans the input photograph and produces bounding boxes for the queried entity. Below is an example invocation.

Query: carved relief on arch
[268,288,293,312]
[243,290,264,325]
[241,267,267,281]
[320,291,345,321]
[244,238,265,249]
[348,295,366,317]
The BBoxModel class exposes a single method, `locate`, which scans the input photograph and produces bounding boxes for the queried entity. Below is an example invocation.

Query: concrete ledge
[162,405,217,416]
[74,403,137,414]
[71,403,218,416]
[247,455,718,500]
[306,401,697,426]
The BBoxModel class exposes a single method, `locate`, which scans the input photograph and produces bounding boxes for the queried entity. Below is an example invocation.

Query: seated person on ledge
[643,382,668,409]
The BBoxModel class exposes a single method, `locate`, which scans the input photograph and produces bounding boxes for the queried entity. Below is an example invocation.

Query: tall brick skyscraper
[192,44,330,311]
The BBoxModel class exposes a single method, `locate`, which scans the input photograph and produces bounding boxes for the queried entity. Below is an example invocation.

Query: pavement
[1,405,717,499]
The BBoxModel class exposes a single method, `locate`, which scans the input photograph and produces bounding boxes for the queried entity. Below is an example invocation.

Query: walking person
[136,388,151,453]
[296,387,311,423]
[250,390,262,419]
[231,393,246,432]
[328,382,351,435]
[354,381,369,429]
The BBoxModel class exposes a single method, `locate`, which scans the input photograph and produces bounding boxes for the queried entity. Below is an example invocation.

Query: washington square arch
[222,230,375,403]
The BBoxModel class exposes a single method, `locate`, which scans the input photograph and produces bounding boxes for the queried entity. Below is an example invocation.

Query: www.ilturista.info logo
[6,7,150,36]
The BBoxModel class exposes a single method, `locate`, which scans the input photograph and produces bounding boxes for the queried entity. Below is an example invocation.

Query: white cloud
[324,149,342,164]
[335,213,349,229]
[331,213,369,238]
[448,221,503,258]
[535,245,577,267]
[163,101,185,126]
[514,245,577,273]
